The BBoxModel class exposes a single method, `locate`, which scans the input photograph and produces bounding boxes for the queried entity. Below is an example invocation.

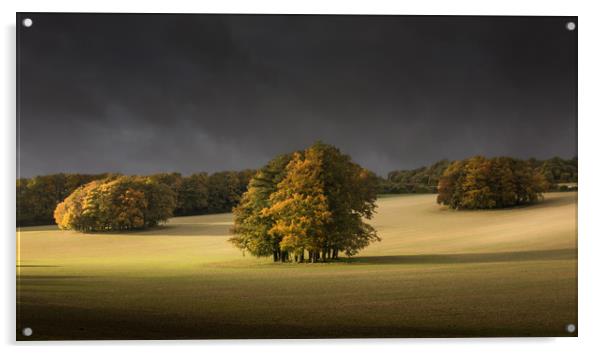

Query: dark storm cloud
[17,14,577,177]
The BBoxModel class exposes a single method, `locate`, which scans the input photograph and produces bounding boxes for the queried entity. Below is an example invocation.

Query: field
[16,192,577,340]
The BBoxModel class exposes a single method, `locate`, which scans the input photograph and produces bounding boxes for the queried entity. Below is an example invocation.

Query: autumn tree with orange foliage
[230,142,379,262]
[437,156,547,209]
[54,176,175,232]
[263,148,333,262]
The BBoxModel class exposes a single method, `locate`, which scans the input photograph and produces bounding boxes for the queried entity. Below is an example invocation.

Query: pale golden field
[16,192,577,339]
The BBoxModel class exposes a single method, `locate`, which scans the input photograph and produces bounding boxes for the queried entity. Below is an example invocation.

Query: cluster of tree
[379,160,451,194]
[54,176,176,232]
[147,170,254,215]
[229,142,380,263]
[530,157,578,190]
[17,155,577,228]
[379,157,577,195]
[17,173,110,226]
[17,170,254,227]
[436,156,548,209]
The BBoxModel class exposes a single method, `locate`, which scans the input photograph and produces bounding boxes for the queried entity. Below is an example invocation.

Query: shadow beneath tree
[344,248,576,265]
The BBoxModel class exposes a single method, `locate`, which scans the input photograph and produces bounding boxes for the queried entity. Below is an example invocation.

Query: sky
[17,14,577,177]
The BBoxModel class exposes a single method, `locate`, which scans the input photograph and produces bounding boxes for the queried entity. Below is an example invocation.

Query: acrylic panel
[16,13,578,340]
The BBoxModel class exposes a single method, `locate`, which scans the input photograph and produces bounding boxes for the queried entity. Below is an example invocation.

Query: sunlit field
[16,192,577,340]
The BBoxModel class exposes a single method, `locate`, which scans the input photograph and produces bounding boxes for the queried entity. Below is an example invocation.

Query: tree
[383,159,450,194]
[535,157,578,185]
[436,160,465,208]
[207,171,254,213]
[491,157,518,207]
[263,149,332,262]
[138,177,177,228]
[437,156,547,209]
[381,156,579,196]
[54,180,103,231]
[148,173,183,209]
[54,176,176,232]
[17,173,109,226]
[230,153,293,260]
[460,156,496,209]
[230,142,380,262]
[18,168,255,226]
[176,173,209,215]
[312,142,379,258]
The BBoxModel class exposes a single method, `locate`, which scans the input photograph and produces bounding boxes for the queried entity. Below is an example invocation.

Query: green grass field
[16,192,577,340]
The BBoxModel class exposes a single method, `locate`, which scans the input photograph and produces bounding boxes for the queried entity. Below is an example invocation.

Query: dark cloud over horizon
[17,14,577,177]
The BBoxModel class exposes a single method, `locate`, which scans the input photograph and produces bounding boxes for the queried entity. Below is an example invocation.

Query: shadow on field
[155,223,231,237]
[17,275,96,289]
[17,302,573,340]
[18,275,93,281]
[345,248,576,265]
[433,193,577,214]
[513,193,577,210]
[77,223,232,237]
[432,192,577,214]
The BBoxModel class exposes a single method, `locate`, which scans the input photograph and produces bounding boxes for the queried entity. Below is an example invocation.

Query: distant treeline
[17,173,111,227]
[379,157,577,194]
[16,157,577,227]
[533,157,578,190]
[17,171,254,227]
[379,160,450,194]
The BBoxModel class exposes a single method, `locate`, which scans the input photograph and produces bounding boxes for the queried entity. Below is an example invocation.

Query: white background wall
[1,1,600,353]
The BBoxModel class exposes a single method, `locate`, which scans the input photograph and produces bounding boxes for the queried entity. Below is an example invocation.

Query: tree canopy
[380,159,450,194]
[17,173,110,226]
[230,142,380,262]
[380,157,577,195]
[17,156,576,228]
[436,156,547,209]
[54,176,176,232]
[531,156,578,188]
[18,170,254,227]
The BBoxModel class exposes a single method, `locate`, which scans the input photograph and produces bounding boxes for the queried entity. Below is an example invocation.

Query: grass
[16,192,577,340]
